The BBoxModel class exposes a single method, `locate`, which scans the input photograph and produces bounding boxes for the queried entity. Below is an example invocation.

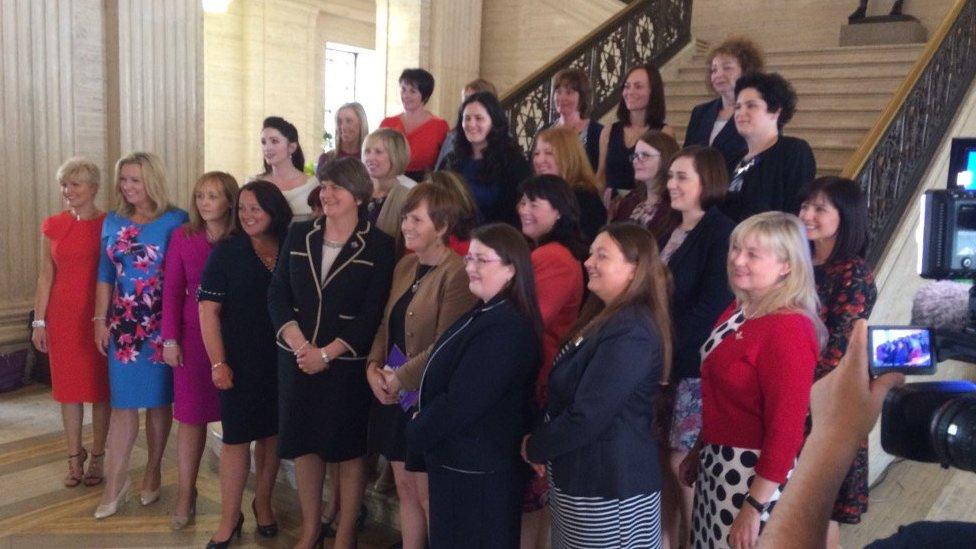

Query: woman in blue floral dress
[92,152,188,519]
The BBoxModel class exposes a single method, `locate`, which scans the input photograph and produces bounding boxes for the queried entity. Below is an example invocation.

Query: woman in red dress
[380,68,450,182]
[32,157,111,488]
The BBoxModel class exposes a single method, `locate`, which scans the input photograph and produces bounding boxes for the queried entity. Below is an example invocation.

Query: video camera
[879,137,976,473]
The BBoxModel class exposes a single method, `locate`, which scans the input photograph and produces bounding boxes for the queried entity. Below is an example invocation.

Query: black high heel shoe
[205,512,243,548]
[251,498,278,538]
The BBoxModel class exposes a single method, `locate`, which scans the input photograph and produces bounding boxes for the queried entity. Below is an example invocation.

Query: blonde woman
[161,172,237,529]
[92,152,189,519]
[32,157,110,489]
[363,128,415,240]
[680,211,825,548]
[532,127,607,242]
[317,102,370,174]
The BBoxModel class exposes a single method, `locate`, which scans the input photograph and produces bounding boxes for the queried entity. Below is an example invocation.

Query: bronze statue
[849,0,905,23]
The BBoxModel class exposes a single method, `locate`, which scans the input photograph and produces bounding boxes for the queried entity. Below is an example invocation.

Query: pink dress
[162,227,220,424]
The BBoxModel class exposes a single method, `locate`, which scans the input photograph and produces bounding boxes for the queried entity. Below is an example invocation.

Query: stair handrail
[841,0,976,266]
[499,0,694,154]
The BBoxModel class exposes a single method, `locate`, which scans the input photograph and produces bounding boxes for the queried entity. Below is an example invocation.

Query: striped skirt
[549,483,662,549]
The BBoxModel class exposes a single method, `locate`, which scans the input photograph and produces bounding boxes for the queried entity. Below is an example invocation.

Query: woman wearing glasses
[610,131,680,239]
[720,72,816,223]
[405,224,542,548]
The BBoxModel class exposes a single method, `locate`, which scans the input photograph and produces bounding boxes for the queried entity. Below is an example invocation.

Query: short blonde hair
[57,157,101,191]
[114,152,171,218]
[728,211,826,346]
[363,128,410,178]
[535,127,599,194]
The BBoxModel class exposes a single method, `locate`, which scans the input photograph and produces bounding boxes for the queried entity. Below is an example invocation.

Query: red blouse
[380,115,450,173]
[700,304,818,483]
[531,242,583,407]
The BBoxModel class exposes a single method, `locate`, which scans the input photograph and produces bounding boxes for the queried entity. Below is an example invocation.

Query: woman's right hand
[678,448,700,487]
[212,363,234,390]
[366,361,398,405]
[31,327,48,353]
[163,343,182,368]
[94,322,109,356]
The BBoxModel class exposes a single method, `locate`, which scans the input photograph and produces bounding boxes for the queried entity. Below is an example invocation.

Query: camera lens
[930,395,976,472]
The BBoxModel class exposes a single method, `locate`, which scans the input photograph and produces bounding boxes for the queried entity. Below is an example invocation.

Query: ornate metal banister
[842,0,976,267]
[500,0,693,154]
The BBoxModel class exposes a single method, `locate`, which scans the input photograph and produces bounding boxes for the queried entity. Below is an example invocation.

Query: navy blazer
[683,98,747,173]
[267,217,395,357]
[406,297,539,473]
[526,304,663,499]
[660,207,734,380]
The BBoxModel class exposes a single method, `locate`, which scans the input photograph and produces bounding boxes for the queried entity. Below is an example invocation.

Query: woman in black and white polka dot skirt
[678,212,825,548]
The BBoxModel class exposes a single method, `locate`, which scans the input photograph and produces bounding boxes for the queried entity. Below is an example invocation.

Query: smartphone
[867,325,937,376]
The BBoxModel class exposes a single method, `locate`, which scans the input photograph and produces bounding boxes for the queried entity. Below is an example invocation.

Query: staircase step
[667,92,891,111]
[668,108,882,129]
[690,44,923,66]
[668,76,903,96]
[675,61,916,81]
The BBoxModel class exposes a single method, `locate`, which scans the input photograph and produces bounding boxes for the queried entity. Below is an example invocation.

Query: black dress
[720,135,816,223]
[574,188,608,244]
[198,234,279,445]
[375,264,434,468]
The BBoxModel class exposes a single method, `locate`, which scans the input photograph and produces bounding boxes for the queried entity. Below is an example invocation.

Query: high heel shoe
[170,488,197,530]
[83,451,104,486]
[140,469,161,505]
[205,512,243,548]
[64,448,88,488]
[251,498,278,538]
[94,478,131,519]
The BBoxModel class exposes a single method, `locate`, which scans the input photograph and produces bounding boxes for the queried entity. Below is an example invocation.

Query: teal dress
[98,208,188,409]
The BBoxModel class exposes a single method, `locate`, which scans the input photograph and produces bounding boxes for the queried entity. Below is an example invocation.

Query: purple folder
[387,345,419,412]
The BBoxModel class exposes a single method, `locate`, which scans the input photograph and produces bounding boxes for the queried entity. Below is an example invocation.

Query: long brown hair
[571,223,673,382]
[634,130,680,237]
[184,171,238,238]
[535,126,600,194]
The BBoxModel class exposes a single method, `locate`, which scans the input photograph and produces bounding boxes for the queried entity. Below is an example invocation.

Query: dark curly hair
[233,179,293,241]
[449,91,525,184]
[734,72,798,130]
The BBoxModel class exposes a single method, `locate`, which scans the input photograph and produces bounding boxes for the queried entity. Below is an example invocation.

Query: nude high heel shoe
[94,478,131,519]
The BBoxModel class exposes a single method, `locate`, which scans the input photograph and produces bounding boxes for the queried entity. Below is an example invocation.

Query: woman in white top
[257,116,319,222]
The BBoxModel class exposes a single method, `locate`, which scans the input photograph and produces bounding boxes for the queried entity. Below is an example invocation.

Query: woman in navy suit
[524,222,674,548]
[267,157,395,549]
[657,146,735,547]
[406,223,542,549]
[683,37,764,172]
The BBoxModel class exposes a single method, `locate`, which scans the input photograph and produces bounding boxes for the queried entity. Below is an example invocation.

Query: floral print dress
[97,209,188,409]
[813,257,877,524]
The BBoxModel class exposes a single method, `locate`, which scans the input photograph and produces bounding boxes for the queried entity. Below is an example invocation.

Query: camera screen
[869,328,933,369]
[952,204,976,270]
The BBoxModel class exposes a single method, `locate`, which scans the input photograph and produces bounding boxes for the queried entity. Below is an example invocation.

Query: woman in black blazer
[405,223,542,549]
[683,37,764,172]
[524,222,673,549]
[658,146,735,547]
[721,72,817,223]
[267,158,395,549]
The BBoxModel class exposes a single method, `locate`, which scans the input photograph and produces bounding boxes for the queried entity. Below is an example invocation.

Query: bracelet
[211,361,227,371]
[295,340,309,354]
[92,316,107,322]
[31,319,46,328]
[744,494,768,514]
[320,348,331,364]
[163,339,178,348]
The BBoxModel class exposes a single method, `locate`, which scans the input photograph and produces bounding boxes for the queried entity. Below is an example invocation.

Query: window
[323,43,381,151]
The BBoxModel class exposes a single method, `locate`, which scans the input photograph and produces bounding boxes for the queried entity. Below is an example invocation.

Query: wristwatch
[31,319,46,328]
[744,494,768,514]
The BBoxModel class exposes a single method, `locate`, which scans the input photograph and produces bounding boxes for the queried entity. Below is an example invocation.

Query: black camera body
[879,157,976,472]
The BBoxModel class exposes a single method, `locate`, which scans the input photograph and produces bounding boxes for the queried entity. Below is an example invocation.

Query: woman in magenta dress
[161,171,238,529]
[380,68,450,182]
[32,157,111,488]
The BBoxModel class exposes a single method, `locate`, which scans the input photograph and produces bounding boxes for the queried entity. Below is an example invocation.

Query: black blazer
[267,217,395,357]
[720,135,817,223]
[683,98,747,173]
[659,207,734,380]
[406,297,538,473]
[526,304,663,499]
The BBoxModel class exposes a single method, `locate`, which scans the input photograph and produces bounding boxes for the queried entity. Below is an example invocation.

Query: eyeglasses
[629,151,661,163]
[463,255,504,267]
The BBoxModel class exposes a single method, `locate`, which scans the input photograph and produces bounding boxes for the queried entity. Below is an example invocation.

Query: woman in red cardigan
[680,211,825,549]
[516,174,587,548]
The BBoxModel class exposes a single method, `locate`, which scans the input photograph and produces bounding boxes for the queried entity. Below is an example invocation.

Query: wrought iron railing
[842,0,976,266]
[500,0,693,154]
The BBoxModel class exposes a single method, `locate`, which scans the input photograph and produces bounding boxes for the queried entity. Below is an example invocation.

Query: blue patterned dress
[98,209,188,408]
